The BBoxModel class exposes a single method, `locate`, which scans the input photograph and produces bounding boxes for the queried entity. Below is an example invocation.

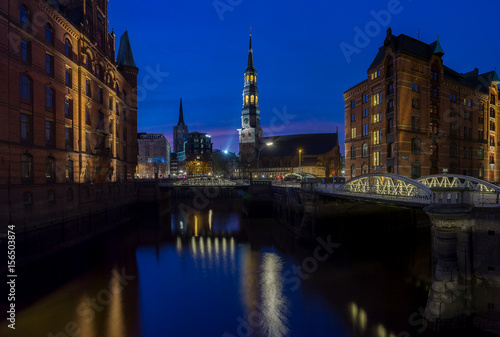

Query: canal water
[1,197,497,337]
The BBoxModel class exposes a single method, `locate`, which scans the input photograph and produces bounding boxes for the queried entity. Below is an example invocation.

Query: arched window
[490,120,496,131]
[490,135,495,147]
[65,39,72,59]
[411,162,421,179]
[20,75,31,101]
[66,158,74,182]
[21,153,33,183]
[411,138,421,155]
[250,75,254,83]
[245,95,249,104]
[479,164,484,179]
[250,95,254,104]
[351,164,356,178]
[362,143,368,158]
[254,75,257,84]
[45,23,53,44]
[246,75,249,83]
[45,87,54,109]
[350,145,356,159]
[361,164,368,175]
[255,96,258,105]
[46,156,55,182]
[20,5,29,27]
[431,64,439,82]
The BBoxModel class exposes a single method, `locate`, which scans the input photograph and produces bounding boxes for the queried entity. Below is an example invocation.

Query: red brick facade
[344,29,499,182]
[0,0,138,225]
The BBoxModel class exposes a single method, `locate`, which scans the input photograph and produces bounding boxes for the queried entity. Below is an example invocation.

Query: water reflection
[261,253,288,337]
[107,268,126,337]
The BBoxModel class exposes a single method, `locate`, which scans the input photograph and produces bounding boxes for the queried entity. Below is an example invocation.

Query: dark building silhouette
[173,97,188,153]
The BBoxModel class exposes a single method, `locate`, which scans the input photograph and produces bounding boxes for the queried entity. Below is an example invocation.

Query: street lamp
[298,149,302,173]
[257,142,273,178]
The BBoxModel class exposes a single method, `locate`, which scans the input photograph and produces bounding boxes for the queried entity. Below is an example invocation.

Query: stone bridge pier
[424,187,474,331]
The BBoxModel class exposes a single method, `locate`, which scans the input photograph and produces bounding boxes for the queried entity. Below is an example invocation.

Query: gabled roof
[259,133,338,158]
[368,32,442,71]
[444,67,499,93]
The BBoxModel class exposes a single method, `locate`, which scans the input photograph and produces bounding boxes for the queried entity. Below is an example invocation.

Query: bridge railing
[473,191,500,207]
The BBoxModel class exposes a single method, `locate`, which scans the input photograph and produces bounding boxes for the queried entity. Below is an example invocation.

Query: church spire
[177,97,185,125]
[246,34,254,72]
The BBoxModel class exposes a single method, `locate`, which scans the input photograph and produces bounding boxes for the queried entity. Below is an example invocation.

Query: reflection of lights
[191,237,197,257]
[214,237,220,268]
[208,209,213,231]
[78,294,95,337]
[207,237,213,265]
[107,268,125,337]
[176,236,182,253]
[179,221,184,231]
[376,324,387,337]
[222,237,228,272]
[200,237,205,260]
[349,302,367,332]
[230,237,236,274]
[194,215,199,237]
[261,253,288,337]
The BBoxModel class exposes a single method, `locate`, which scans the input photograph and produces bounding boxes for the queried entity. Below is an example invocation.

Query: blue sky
[108,0,500,154]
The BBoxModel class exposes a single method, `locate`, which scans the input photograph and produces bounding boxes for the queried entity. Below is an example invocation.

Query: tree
[316,154,334,177]
[186,159,211,176]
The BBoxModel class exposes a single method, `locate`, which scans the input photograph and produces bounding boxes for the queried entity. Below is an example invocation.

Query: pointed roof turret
[433,35,445,57]
[117,31,137,68]
[492,69,500,84]
[246,34,255,72]
[177,97,185,126]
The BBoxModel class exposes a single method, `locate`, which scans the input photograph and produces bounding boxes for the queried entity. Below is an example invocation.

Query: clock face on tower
[243,117,249,126]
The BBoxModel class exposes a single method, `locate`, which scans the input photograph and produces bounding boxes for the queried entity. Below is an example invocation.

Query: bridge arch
[283,172,319,182]
[417,174,500,192]
[341,173,432,200]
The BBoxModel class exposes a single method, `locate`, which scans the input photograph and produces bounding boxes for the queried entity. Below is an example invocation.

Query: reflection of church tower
[173,98,188,153]
[238,35,263,163]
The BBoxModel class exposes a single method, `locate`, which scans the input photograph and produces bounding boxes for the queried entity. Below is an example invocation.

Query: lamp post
[298,149,302,173]
[257,142,273,178]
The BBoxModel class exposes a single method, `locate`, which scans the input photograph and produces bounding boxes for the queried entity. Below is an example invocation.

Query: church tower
[173,98,188,153]
[238,34,263,163]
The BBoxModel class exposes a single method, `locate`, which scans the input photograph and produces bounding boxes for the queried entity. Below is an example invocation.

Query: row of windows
[245,74,257,84]
[243,94,258,105]
[20,153,73,184]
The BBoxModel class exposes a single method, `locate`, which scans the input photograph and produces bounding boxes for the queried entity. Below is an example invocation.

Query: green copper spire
[433,35,445,57]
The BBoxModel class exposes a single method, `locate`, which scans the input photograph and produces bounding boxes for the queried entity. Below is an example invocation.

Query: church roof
[117,31,137,68]
[259,133,338,158]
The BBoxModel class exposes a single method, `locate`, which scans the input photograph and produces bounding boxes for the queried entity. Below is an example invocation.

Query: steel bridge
[160,177,249,188]
[315,173,500,208]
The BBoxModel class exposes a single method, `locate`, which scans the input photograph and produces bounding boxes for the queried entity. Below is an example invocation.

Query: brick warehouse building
[344,28,500,182]
[0,0,138,227]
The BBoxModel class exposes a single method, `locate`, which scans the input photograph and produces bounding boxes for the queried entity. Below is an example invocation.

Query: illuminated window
[246,75,249,83]
[250,75,254,83]
[245,95,249,104]
[255,96,258,104]
[351,127,356,139]
[372,130,381,145]
[373,151,380,167]
[254,75,257,83]
[250,95,254,104]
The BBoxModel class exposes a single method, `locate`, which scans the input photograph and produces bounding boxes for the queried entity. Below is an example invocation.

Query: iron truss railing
[417,174,500,192]
[172,177,239,187]
[338,173,432,201]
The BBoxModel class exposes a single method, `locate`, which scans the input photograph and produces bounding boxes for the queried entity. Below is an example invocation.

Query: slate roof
[117,31,137,68]
[259,133,338,158]
[368,33,441,70]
